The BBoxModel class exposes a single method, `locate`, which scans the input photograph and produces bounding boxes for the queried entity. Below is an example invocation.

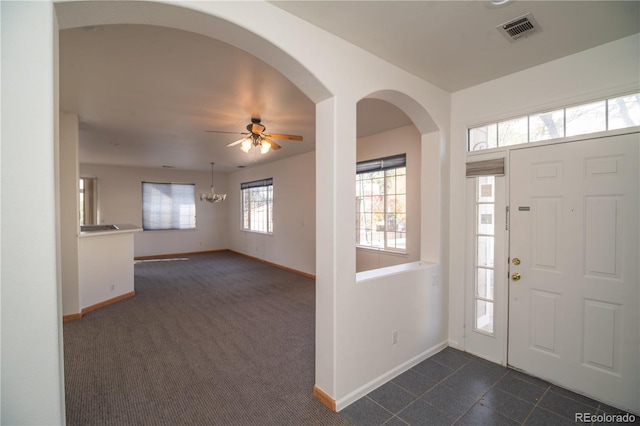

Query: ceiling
[59,1,639,173]
[271,1,639,92]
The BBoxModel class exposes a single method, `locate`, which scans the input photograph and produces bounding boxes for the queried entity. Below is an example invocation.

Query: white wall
[60,113,80,316]
[448,34,640,353]
[79,163,229,257]
[79,232,136,309]
[356,125,421,272]
[227,150,316,275]
[1,2,66,423]
[334,262,445,409]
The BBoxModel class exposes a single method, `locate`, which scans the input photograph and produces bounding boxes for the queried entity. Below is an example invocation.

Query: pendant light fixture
[200,162,226,203]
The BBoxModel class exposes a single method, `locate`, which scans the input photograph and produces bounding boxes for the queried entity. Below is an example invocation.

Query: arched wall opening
[355,93,441,272]
[54,1,331,302]
[54,0,335,419]
[54,1,332,104]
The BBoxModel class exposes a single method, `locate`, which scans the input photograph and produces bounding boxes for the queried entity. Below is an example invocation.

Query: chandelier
[200,162,227,203]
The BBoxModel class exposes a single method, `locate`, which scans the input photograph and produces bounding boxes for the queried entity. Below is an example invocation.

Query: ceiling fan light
[260,141,271,154]
[240,139,252,153]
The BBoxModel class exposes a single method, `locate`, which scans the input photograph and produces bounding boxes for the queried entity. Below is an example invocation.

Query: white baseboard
[335,340,448,411]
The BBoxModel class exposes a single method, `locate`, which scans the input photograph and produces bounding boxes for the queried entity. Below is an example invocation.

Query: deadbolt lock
[512,258,521,265]
[512,272,521,281]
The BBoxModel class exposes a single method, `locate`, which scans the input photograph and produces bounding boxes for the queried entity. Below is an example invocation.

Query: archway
[355,93,441,272]
[55,0,333,420]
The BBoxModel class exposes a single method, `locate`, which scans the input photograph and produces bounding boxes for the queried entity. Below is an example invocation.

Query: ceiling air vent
[497,12,541,42]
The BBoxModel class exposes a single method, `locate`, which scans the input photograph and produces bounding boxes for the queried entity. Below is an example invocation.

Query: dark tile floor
[339,347,639,425]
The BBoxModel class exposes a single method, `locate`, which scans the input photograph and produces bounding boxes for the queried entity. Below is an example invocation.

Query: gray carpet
[64,251,350,425]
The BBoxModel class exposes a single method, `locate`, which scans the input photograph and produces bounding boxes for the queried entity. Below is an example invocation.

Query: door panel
[508,133,639,413]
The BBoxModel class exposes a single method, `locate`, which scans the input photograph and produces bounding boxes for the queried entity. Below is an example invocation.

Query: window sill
[356,246,408,257]
[142,227,196,232]
[356,260,437,283]
[241,229,273,236]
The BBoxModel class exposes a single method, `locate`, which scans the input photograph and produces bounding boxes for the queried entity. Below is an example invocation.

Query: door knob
[512,272,521,281]
[512,258,521,265]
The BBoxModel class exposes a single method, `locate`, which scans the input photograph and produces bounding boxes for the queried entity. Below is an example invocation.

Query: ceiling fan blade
[226,137,249,147]
[207,130,250,137]
[264,138,281,150]
[263,133,303,141]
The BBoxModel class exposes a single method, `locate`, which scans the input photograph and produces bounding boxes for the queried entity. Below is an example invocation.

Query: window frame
[141,181,196,231]
[240,178,273,234]
[468,92,640,151]
[356,153,407,253]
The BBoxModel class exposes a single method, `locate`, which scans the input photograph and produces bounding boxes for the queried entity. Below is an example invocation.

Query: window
[356,154,406,251]
[473,176,496,334]
[468,92,640,151]
[241,178,273,233]
[142,182,195,230]
[79,177,98,225]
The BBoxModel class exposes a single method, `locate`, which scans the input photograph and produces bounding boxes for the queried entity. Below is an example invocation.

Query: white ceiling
[59,1,639,173]
[271,0,640,92]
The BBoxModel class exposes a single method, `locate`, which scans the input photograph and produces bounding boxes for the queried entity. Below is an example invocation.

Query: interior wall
[420,130,442,264]
[227,150,316,276]
[356,125,421,272]
[79,163,229,257]
[448,34,640,351]
[60,113,80,316]
[1,2,66,423]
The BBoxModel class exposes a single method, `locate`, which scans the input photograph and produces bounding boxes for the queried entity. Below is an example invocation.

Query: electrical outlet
[392,330,398,345]
[432,273,441,287]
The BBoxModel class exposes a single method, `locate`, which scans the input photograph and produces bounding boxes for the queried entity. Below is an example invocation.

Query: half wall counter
[79,224,142,313]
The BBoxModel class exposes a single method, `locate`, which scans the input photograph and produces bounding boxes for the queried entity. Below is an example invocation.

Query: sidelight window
[474,176,496,334]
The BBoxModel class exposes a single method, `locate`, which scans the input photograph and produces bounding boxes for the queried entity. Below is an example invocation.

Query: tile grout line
[439,357,511,425]
[360,349,627,426]
[373,351,474,425]
[406,353,477,426]
[454,368,514,424]
[520,385,552,425]
[361,395,399,424]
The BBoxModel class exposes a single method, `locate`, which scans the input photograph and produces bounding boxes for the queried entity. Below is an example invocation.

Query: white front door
[508,133,639,413]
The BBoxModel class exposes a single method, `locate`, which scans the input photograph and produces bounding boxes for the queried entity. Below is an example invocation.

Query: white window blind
[142,182,196,230]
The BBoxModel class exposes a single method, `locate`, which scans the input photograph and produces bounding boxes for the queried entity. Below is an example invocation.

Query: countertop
[79,223,142,237]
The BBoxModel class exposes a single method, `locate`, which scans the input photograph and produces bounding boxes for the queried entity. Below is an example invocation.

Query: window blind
[142,182,196,230]
[241,178,273,190]
[357,153,406,174]
[466,158,505,177]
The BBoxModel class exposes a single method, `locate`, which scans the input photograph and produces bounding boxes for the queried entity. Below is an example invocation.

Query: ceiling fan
[207,117,303,155]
